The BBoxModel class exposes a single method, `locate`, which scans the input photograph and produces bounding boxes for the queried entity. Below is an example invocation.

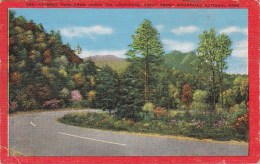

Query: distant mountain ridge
[84,51,199,74]
[164,50,199,74]
[84,55,129,74]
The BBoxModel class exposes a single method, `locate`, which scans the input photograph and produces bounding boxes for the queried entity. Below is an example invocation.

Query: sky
[12,9,248,74]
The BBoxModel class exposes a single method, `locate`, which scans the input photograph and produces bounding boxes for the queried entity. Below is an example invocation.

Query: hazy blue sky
[12,9,248,74]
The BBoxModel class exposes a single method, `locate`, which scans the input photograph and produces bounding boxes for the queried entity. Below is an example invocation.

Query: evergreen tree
[116,64,144,121]
[126,19,164,102]
[96,65,119,114]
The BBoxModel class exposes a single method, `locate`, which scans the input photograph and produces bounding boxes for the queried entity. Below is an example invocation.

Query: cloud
[171,25,199,35]
[79,49,127,58]
[60,25,113,38]
[163,39,196,53]
[219,26,247,35]
[155,24,164,31]
[226,56,248,74]
[232,39,248,58]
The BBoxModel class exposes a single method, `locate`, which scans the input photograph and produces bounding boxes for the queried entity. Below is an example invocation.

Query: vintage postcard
[0,0,259,163]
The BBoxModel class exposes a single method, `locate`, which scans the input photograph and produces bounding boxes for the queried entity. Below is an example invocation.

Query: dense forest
[9,11,248,140]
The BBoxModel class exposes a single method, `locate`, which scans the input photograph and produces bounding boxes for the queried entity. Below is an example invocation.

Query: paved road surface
[9,109,248,156]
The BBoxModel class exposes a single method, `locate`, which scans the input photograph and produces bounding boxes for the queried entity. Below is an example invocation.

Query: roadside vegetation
[9,11,248,141]
[59,107,247,141]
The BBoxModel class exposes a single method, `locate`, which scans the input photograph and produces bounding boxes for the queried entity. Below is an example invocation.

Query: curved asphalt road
[9,109,248,156]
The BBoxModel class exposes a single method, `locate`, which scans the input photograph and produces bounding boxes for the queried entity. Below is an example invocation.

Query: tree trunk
[219,73,224,109]
[144,61,149,102]
[212,68,216,112]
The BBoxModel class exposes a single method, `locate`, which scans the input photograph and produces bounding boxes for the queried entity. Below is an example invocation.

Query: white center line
[57,132,126,146]
[30,121,36,127]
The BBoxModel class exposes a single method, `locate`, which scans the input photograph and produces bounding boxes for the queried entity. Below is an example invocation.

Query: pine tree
[115,64,144,121]
[126,19,164,102]
[96,65,119,114]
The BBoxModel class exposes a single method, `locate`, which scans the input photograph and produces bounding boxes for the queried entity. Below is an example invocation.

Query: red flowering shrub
[233,113,248,134]
[152,107,168,119]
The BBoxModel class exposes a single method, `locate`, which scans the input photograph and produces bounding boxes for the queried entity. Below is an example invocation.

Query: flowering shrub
[168,118,178,126]
[89,76,95,87]
[73,73,85,86]
[191,119,205,129]
[42,99,61,109]
[213,118,226,128]
[9,101,18,112]
[21,99,38,111]
[58,69,68,77]
[87,90,96,102]
[71,90,82,102]
[142,102,155,112]
[233,113,248,134]
[60,88,70,99]
[127,119,135,126]
[152,107,168,119]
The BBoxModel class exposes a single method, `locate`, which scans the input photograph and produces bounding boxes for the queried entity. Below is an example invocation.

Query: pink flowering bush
[42,99,61,109]
[213,118,226,128]
[191,119,205,129]
[70,90,82,102]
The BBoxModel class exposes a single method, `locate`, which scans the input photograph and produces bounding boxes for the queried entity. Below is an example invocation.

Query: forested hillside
[9,11,97,111]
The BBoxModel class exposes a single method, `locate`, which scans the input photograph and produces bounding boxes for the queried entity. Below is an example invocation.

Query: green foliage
[222,88,237,108]
[164,51,199,74]
[53,56,69,68]
[59,88,70,99]
[126,19,164,102]
[59,111,248,141]
[142,102,155,112]
[116,64,144,121]
[96,65,119,113]
[197,28,232,111]
[191,90,209,113]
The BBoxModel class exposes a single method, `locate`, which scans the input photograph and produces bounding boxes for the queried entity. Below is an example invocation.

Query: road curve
[9,109,248,156]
